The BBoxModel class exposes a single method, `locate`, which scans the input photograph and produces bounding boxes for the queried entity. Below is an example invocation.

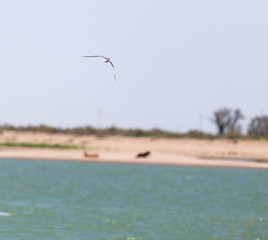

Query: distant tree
[229,109,244,134]
[211,108,244,135]
[248,116,268,137]
[212,108,231,135]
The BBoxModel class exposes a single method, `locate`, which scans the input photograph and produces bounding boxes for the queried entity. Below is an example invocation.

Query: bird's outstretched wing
[107,60,116,81]
[83,55,106,59]
[108,60,115,69]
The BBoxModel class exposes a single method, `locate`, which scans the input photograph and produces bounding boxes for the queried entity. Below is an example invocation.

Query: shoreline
[1,148,268,170]
[1,130,268,170]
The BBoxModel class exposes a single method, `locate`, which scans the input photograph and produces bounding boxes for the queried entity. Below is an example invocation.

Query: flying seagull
[83,55,116,81]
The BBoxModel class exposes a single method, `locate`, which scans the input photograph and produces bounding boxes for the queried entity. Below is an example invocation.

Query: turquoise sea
[0,159,267,240]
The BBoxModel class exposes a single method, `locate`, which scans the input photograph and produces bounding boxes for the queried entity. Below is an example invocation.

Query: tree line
[211,107,268,138]
[0,124,212,139]
[0,108,267,139]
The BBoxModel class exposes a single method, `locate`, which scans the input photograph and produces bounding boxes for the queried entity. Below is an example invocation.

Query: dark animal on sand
[136,151,151,158]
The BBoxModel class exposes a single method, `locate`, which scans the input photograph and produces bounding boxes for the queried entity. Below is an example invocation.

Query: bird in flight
[83,55,116,81]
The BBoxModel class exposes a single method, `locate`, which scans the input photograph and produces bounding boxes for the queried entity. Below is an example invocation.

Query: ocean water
[0,159,267,240]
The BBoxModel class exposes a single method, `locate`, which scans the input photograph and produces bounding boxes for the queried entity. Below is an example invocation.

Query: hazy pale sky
[0,0,267,133]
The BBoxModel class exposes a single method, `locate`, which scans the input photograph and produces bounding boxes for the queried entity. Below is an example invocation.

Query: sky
[0,0,267,134]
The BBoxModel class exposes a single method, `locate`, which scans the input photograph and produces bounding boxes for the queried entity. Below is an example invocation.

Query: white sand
[0,131,268,169]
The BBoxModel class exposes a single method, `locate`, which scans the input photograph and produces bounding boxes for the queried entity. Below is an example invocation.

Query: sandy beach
[0,130,268,170]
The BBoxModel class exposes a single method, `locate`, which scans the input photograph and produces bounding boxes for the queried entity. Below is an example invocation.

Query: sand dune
[0,131,268,169]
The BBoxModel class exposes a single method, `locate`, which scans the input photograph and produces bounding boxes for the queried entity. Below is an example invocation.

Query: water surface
[0,159,267,239]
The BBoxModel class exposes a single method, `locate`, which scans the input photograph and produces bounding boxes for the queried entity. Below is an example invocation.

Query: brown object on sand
[83,151,99,158]
[136,151,151,158]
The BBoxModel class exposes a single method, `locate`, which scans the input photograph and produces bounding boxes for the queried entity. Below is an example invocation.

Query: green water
[0,159,267,240]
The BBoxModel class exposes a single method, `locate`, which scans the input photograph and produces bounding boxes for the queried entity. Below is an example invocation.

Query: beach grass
[0,142,82,149]
[254,158,268,163]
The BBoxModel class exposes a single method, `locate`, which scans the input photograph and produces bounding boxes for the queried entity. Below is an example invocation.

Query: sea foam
[0,212,11,216]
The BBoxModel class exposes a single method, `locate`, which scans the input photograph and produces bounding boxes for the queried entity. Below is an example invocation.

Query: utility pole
[199,114,203,132]
[97,110,102,129]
